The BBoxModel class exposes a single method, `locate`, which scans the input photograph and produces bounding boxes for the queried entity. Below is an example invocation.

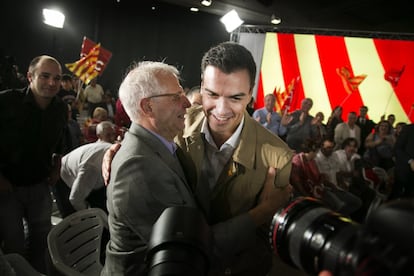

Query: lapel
[181,107,205,175]
[129,123,191,191]
[175,146,197,192]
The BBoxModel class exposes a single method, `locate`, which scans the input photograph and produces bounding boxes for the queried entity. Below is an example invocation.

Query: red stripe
[315,35,364,119]
[254,71,265,109]
[374,39,414,122]
[277,34,304,113]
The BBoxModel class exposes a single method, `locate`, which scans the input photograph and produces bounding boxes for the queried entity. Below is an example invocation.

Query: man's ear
[140,98,152,114]
[27,71,33,82]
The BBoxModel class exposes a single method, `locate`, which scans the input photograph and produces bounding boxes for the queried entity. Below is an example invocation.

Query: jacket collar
[182,108,257,171]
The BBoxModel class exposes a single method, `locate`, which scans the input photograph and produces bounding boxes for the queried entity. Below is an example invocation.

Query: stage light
[201,0,212,7]
[270,14,281,25]
[220,10,244,33]
[43,8,65,28]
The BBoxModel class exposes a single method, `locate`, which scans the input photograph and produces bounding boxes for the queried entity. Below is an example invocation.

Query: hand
[280,110,292,126]
[102,143,121,186]
[299,111,306,125]
[249,167,292,226]
[319,271,333,276]
[311,116,321,126]
[266,112,272,123]
[259,167,291,204]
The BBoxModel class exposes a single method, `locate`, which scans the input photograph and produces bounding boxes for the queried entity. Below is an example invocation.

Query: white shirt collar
[201,116,244,151]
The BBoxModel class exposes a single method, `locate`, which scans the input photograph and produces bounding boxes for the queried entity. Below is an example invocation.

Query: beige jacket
[176,106,293,275]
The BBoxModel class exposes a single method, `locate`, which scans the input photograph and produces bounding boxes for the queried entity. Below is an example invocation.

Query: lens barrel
[270,197,359,275]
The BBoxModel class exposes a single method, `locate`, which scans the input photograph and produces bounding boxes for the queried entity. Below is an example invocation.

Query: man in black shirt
[0,55,67,273]
[356,105,376,155]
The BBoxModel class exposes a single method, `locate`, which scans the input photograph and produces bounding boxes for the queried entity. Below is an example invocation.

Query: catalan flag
[66,37,112,85]
[336,66,367,95]
[384,65,405,87]
[273,86,285,112]
[273,76,299,113]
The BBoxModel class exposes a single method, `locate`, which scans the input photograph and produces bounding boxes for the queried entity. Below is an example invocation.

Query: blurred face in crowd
[201,66,252,145]
[347,112,357,126]
[359,106,368,118]
[264,94,276,113]
[395,122,406,136]
[28,57,62,100]
[344,140,358,157]
[321,140,335,157]
[378,121,391,135]
[315,112,325,124]
[301,98,313,113]
[61,78,73,91]
[387,114,395,126]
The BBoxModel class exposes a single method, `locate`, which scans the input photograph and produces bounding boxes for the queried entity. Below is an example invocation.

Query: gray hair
[118,61,180,121]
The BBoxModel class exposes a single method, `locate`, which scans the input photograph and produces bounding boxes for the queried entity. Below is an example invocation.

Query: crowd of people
[0,42,413,276]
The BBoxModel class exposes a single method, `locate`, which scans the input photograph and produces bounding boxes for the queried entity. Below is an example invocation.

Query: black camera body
[270,197,414,276]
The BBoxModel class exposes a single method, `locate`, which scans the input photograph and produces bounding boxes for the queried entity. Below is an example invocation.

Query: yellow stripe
[345,37,408,122]
[295,34,331,117]
[261,33,285,96]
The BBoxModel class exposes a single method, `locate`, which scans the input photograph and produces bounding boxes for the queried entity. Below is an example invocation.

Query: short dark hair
[341,137,358,149]
[61,74,72,82]
[201,42,256,90]
[301,138,320,153]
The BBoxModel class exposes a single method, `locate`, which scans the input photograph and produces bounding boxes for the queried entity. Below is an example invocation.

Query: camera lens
[146,206,212,276]
[270,197,359,275]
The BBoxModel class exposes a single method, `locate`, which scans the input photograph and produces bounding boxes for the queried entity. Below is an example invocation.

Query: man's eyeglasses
[147,91,185,102]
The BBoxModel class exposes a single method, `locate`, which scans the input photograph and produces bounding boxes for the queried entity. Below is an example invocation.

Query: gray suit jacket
[102,123,197,276]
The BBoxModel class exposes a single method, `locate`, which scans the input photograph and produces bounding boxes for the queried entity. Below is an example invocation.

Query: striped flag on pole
[66,37,112,84]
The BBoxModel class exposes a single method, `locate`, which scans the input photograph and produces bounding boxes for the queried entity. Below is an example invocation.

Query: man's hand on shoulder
[102,143,121,186]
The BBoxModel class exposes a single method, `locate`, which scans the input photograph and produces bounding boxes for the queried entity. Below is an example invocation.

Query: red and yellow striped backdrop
[256,33,414,123]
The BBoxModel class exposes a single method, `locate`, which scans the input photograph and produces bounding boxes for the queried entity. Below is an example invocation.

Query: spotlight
[270,14,281,25]
[201,0,212,7]
[42,8,65,28]
[220,10,244,33]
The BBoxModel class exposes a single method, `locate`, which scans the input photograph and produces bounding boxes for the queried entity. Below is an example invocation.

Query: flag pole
[75,79,83,100]
[382,90,394,118]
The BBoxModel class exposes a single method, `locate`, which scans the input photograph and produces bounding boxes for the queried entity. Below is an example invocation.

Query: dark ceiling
[159,0,414,36]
